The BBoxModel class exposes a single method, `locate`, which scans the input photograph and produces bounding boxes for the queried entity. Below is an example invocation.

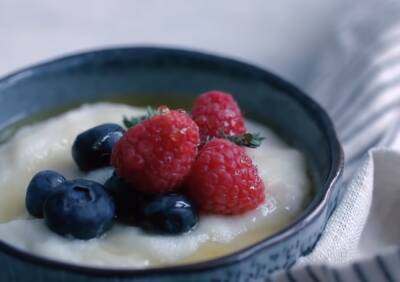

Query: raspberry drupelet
[111,107,200,194]
[186,138,265,215]
[192,91,246,142]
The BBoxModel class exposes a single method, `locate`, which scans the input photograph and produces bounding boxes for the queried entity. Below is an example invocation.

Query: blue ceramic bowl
[0,47,343,282]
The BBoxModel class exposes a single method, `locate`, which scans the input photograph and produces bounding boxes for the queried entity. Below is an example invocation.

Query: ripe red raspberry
[186,138,265,215]
[192,91,246,141]
[111,107,200,194]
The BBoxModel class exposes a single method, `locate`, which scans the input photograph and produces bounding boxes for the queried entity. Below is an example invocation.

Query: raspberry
[111,107,200,194]
[186,138,265,215]
[192,91,246,142]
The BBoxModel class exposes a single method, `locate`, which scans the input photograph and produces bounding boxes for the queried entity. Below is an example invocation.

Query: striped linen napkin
[270,0,400,281]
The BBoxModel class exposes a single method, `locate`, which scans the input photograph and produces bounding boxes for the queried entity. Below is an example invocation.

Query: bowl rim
[0,46,344,277]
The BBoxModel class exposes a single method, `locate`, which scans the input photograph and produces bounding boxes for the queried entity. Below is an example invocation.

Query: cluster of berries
[25,91,265,240]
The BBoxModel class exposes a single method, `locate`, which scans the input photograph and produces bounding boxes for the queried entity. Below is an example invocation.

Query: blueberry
[72,123,124,171]
[43,179,115,240]
[104,172,150,222]
[25,170,66,218]
[142,194,198,235]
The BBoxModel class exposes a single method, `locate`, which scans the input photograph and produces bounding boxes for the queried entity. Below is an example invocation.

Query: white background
[0,1,345,87]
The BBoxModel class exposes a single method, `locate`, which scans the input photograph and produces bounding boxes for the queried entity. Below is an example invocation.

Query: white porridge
[0,103,311,268]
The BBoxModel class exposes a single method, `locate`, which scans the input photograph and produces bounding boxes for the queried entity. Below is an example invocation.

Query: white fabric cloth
[273,150,400,281]
[272,0,400,281]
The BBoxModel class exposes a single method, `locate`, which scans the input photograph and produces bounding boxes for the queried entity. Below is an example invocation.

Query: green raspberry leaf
[123,106,159,128]
[221,130,265,148]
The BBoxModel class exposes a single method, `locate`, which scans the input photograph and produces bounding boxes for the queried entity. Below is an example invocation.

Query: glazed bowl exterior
[0,47,344,282]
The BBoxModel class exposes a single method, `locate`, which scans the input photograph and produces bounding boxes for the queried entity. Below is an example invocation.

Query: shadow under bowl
[0,47,344,282]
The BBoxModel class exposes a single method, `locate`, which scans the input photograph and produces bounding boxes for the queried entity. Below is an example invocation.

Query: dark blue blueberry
[142,194,198,235]
[72,123,124,171]
[104,172,150,222]
[25,170,66,218]
[43,179,115,240]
